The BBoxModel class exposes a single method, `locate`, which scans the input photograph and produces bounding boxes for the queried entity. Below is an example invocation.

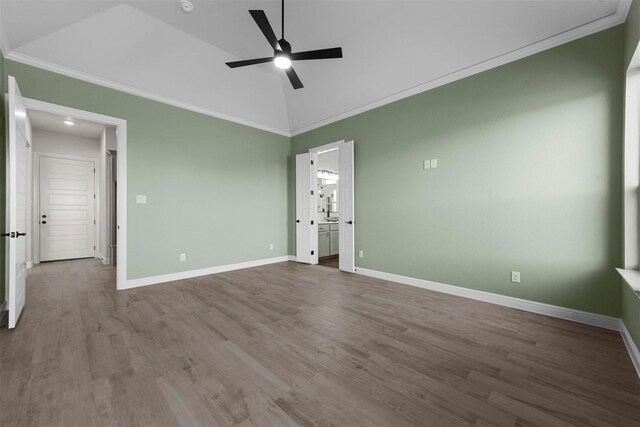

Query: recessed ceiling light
[64,120,75,126]
[180,0,193,13]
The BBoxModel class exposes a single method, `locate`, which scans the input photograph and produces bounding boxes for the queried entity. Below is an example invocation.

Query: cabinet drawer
[319,224,330,232]
[330,223,339,231]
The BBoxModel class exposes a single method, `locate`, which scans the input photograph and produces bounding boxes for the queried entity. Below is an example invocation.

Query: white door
[339,140,355,272]
[39,156,95,261]
[295,152,318,264]
[6,76,28,329]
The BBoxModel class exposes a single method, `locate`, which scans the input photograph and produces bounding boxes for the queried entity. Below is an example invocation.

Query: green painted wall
[623,0,640,349]
[291,27,625,317]
[3,59,291,280]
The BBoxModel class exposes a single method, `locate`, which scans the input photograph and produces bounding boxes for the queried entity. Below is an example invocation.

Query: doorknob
[41,221,47,224]
[41,214,47,218]
[345,220,353,225]
[296,220,300,223]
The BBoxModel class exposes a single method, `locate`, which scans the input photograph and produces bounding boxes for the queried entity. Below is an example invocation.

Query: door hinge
[94,246,96,250]
[311,220,314,225]
[311,250,314,255]
[311,160,314,165]
[311,190,314,195]
[93,168,95,173]
[93,194,96,199]
[94,220,96,224]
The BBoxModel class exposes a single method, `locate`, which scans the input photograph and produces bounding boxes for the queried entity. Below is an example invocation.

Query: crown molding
[3,1,631,138]
[4,51,292,137]
[290,1,632,136]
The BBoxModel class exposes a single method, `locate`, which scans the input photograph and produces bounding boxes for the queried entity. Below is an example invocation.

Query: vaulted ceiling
[0,1,631,136]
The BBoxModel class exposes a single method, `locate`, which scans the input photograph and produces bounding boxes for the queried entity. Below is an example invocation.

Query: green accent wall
[2,59,291,281]
[623,0,640,349]
[291,26,625,317]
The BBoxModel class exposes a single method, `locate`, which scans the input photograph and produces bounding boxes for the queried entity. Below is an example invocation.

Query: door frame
[32,152,98,264]
[308,140,356,272]
[22,97,127,290]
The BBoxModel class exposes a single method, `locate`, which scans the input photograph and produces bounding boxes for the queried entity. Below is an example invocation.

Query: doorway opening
[317,148,340,269]
[295,140,355,272]
[27,109,117,267]
[6,74,128,330]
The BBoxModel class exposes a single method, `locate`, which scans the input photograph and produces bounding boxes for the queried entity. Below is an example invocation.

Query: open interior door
[339,140,355,272]
[6,76,28,329]
[295,152,318,264]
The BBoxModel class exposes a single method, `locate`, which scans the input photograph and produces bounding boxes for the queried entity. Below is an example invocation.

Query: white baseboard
[355,267,640,377]
[121,255,294,290]
[101,257,111,266]
[620,320,640,377]
[356,267,621,330]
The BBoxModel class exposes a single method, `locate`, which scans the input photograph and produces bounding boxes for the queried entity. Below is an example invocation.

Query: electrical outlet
[511,271,521,283]
[423,160,430,170]
[136,195,147,204]
[269,243,274,250]
[358,250,364,258]
[180,253,186,262]
[430,159,438,168]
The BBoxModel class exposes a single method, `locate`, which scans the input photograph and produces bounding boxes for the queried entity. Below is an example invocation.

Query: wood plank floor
[318,255,339,269]
[0,259,638,426]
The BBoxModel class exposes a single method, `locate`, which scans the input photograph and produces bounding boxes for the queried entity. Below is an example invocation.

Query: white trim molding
[21,96,128,291]
[122,256,295,290]
[0,300,7,312]
[290,1,632,136]
[1,1,631,138]
[356,268,621,330]
[621,321,640,377]
[355,267,640,376]
[5,52,291,137]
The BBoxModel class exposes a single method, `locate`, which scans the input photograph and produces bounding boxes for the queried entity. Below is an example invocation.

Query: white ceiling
[28,108,106,139]
[0,1,631,136]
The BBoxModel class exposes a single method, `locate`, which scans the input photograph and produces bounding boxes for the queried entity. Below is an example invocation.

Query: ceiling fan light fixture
[274,54,292,69]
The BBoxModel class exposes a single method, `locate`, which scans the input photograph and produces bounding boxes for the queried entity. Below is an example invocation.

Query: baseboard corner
[620,320,640,377]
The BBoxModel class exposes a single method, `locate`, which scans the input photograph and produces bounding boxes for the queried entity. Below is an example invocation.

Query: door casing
[307,140,356,273]
[21,97,128,289]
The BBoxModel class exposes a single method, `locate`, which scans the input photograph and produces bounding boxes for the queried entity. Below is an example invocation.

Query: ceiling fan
[225,0,343,89]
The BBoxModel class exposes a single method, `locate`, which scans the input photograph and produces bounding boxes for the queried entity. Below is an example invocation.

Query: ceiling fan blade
[226,57,273,68]
[249,10,280,51]
[285,67,303,89]
[291,47,342,61]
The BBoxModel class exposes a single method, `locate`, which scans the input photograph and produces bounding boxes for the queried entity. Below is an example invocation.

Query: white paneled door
[6,76,28,329]
[295,152,318,264]
[39,156,95,261]
[339,140,355,272]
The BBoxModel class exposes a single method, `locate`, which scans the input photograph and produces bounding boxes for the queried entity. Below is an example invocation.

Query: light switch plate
[358,250,364,258]
[269,243,274,250]
[136,195,147,204]
[430,159,438,168]
[423,160,430,170]
[180,253,186,262]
